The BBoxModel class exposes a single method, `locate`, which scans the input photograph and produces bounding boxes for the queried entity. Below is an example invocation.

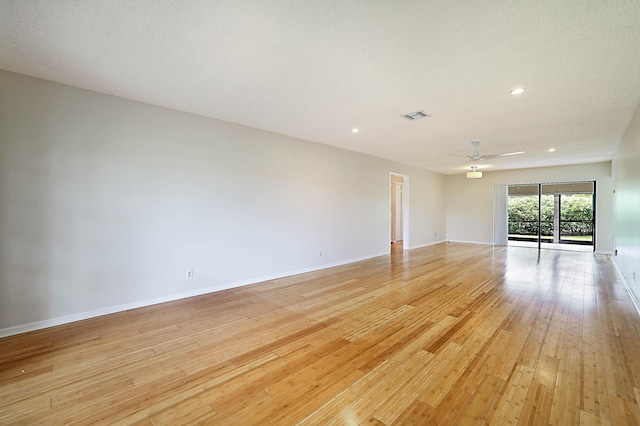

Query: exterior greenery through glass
[508,193,594,244]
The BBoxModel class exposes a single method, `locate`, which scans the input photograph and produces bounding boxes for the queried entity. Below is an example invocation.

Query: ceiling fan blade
[461,156,484,163]
[497,151,525,157]
[482,151,525,160]
[459,141,524,164]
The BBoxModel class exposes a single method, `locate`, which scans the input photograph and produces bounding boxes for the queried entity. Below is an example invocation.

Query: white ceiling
[2,1,640,175]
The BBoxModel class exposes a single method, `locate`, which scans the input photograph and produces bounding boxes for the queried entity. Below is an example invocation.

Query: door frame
[389,172,410,250]
[501,180,596,253]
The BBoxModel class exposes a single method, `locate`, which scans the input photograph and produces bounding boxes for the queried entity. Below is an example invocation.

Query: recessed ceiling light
[352,128,359,133]
[510,88,525,95]
[548,148,556,152]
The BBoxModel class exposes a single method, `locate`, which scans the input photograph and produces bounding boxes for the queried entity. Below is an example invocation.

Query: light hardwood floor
[1,243,640,425]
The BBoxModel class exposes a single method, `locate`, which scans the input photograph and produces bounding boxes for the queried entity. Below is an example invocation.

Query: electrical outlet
[186,270,193,279]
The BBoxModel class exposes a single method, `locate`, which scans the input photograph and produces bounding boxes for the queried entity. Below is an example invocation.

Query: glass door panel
[508,181,595,252]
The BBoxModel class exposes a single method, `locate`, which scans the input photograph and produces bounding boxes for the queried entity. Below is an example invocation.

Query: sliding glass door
[507,181,595,252]
[507,184,545,244]
[558,192,594,245]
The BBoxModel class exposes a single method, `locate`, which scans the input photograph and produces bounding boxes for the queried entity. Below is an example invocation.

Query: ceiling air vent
[401,110,431,120]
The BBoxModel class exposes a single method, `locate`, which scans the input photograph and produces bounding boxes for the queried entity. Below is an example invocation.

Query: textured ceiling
[1,1,640,175]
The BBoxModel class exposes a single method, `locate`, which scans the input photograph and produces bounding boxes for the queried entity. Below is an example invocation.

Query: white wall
[446,162,614,253]
[0,70,446,335]
[612,103,640,306]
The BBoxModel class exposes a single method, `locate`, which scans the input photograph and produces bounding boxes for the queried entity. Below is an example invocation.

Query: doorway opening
[390,172,409,251]
[507,181,595,253]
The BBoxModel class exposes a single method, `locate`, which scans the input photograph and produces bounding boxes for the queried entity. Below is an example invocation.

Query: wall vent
[401,110,431,120]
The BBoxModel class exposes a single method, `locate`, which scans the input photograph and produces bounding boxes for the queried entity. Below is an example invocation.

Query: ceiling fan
[463,141,524,162]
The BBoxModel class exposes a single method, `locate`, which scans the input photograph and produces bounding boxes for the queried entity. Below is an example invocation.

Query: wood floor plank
[297,360,396,425]
[1,243,639,424]
[417,385,475,425]
[370,350,435,424]
[548,346,582,425]
[457,373,506,424]
[580,409,612,425]
[490,363,535,424]
[263,367,366,424]
[518,354,560,424]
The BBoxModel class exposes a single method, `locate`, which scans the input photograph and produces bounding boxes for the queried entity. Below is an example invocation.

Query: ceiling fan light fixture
[466,166,482,179]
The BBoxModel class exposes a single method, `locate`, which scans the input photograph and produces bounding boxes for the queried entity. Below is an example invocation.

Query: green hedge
[508,194,593,236]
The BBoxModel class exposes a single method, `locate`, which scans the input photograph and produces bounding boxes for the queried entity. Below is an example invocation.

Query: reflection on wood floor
[509,239,594,253]
[1,243,639,424]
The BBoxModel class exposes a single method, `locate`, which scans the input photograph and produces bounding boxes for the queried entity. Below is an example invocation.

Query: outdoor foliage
[508,195,553,236]
[559,194,593,235]
[508,194,593,237]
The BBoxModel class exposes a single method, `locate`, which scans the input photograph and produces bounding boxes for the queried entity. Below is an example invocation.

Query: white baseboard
[446,239,493,246]
[406,240,446,250]
[611,258,640,317]
[595,250,613,255]
[0,251,389,339]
